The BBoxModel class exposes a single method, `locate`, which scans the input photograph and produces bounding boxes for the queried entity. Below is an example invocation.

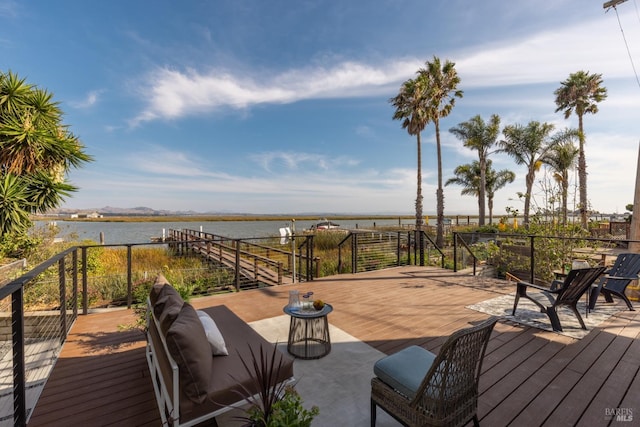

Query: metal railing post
[82,247,88,315]
[72,249,78,318]
[59,258,67,341]
[304,239,308,280]
[419,229,425,266]
[453,232,458,272]
[253,257,258,282]
[352,233,358,273]
[12,287,26,427]
[127,245,133,308]
[311,235,315,280]
[235,240,241,291]
[530,235,536,284]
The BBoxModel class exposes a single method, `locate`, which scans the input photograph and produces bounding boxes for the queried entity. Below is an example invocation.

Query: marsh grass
[308,232,346,276]
[21,245,236,310]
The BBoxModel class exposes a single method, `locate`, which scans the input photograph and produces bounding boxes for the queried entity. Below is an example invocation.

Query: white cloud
[126,146,228,178]
[457,10,640,87]
[69,90,104,109]
[251,151,360,172]
[355,125,374,137]
[130,8,639,126]
[131,59,420,125]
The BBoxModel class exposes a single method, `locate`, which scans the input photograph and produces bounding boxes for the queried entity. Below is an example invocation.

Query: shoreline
[36,214,427,223]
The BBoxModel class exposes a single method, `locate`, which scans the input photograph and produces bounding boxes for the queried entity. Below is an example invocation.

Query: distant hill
[48,206,203,216]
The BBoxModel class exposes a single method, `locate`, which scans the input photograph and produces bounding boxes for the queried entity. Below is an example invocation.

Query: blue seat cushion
[373,345,436,399]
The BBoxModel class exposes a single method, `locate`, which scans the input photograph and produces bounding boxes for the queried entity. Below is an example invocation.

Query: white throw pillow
[196,310,229,356]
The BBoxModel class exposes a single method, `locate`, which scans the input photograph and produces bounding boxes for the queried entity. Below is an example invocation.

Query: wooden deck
[27,266,639,426]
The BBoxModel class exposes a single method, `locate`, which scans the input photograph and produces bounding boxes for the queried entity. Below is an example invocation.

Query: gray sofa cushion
[166,303,212,404]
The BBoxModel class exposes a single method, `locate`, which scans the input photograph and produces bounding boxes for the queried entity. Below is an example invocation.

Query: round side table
[283,304,333,359]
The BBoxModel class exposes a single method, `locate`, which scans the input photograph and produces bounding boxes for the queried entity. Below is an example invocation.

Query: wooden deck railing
[169,229,316,287]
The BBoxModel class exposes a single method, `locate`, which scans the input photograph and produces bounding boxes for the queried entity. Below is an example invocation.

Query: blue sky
[1,0,639,216]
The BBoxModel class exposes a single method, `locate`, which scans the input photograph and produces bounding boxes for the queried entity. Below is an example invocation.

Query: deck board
[25,266,639,426]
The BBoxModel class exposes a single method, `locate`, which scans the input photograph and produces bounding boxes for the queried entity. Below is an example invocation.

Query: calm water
[37,218,418,245]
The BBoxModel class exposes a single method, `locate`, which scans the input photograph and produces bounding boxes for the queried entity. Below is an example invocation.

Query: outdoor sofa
[145,274,294,426]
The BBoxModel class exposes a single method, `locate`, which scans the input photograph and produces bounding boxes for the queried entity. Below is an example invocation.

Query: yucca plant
[232,344,318,427]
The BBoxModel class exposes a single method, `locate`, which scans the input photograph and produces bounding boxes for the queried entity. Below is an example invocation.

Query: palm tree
[498,121,576,226]
[418,57,463,247]
[0,71,92,236]
[543,141,580,225]
[449,114,500,226]
[445,160,514,225]
[485,164,516,225]
[445,162,481,210]
[554,71,607,229]
[390,76,430,232]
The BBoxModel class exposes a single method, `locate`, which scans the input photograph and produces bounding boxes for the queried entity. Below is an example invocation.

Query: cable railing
[337,230,445,273]
[0,247,79,426]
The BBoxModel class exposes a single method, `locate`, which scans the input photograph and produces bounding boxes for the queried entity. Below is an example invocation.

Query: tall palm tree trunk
[478,156,486,226]
[416,133,425,265]
[524,169,535,226]
[435,119,445,247]
[577,115,588,228]
[416,133,424,229]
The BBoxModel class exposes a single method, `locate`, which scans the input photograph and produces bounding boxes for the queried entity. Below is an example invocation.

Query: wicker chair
[371,317,497,427]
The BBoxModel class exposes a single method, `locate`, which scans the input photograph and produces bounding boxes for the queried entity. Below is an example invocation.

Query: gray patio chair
[371,317,498,427]
[512,266,606,332]
[588,253,640,311]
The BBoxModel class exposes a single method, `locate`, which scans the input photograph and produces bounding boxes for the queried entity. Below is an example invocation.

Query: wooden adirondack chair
[512,267,606,332]
[589,253,640,311]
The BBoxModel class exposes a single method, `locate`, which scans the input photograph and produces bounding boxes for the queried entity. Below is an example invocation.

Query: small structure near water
[310,219,341,230]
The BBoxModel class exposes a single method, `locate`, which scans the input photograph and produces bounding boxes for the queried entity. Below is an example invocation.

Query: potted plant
[233,344,319,427]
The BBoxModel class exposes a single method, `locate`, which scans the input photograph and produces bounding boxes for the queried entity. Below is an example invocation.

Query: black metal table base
[285,306,332,359]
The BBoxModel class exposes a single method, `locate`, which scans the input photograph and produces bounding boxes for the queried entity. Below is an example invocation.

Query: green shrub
[266,386,319,427]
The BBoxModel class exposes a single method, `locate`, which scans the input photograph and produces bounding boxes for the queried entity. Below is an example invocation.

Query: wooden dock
[170,229,292,287]
[27,266,639,426]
